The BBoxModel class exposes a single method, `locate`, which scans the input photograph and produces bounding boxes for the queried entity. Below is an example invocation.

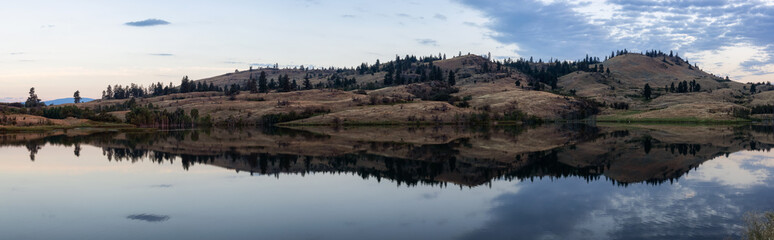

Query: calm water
[1,125,773,240]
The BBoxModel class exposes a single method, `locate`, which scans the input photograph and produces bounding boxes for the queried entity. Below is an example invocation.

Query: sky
[1,0,773,101]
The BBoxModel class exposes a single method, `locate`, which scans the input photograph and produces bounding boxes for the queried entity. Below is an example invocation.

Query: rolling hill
[44,98,95,106]
[39,50,774,126]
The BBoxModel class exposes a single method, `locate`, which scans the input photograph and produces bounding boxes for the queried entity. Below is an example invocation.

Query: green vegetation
[125,105,211,128]
[0,121,134,133]
[6,49,774,129]
[597,116,749,124]
[751,105,774,114]
[43,105,121,123]
[260,107,330,125]
[25,87,44,108]
[743,211,774,240]
[643,84,652,100]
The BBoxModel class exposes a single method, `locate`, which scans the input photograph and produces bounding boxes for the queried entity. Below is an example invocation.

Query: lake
[1,124,773,240]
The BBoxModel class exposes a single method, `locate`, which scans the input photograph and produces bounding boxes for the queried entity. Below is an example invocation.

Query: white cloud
[686,42,774,82]
[0,0,521,99]
[684,151,773,188]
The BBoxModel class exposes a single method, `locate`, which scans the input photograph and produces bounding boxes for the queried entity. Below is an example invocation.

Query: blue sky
[1,0,772,100]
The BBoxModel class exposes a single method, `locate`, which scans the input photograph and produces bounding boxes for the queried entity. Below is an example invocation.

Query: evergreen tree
[643,84,652,100]
[180,76,192,93]
[384,63,394,85]
[258,71,269,93]
[73,90,81,103]
[105,85,113,100]
[279,74,291,92]
[303,74,312,89]
[447,70,456,86]
[25,87,43,108]
[248,74,258,93]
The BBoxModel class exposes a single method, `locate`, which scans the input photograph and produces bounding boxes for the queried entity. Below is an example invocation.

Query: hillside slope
[557,53,762,121]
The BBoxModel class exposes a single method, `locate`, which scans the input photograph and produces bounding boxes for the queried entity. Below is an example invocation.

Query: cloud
[457,0,774,82]
[421,192,440,199]
[0,97,25,103]
[686,42,774,82]
[40,24,54,28]
[149,53,174,56]
[9,52,24,55]
[434,14,447,20]
[416,38,438,46]
[341,14,356,18]
[127,214,170,222]
[125,18,170,27]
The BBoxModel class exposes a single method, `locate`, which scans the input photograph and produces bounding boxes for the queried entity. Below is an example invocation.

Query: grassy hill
[556,53,768,122]
[16,50,774,128]
[69,54,593,126]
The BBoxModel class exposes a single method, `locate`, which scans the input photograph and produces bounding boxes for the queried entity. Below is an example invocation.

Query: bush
[406,81,459,101]
[744,211,774,240]
[259,107,330,125]
[751,105,774,114]
[733,107,751,119]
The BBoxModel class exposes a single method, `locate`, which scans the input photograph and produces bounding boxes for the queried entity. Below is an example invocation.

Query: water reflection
[127,214,170,223]
[2,124,774,239]
[3,124,772,187]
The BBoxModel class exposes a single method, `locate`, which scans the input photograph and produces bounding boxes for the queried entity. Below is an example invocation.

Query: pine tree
[73,90,81,103]
[279,74,291,92]
[180,76,191,93]
[384,63,394,85]
[303,74,312,90]
[248,74,258,93]
[25,87,43,108]
[258,71,268,93]
[448,70,456,86]
[105,85,113,100]
[643,84,652,100]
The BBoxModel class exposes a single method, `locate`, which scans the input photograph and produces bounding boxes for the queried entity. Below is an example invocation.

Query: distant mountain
[44,98,95,106]
[0,97,25,103]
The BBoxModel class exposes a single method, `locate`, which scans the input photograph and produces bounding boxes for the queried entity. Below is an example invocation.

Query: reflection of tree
[6,125,774,188]
[25,142,41,161]
[74,143,81,157]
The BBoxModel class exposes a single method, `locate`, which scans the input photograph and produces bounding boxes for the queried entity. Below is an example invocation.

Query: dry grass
[0,114,88,127]
[743,211,774,240]
[285,101,474,125]
[458,78,585,119]
[599,102,746,122]
[751,91,774,106]
[194,68,385,89]
[57,53,774,125]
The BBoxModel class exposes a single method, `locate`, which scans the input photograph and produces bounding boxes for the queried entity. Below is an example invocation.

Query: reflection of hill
[5,124,772,187]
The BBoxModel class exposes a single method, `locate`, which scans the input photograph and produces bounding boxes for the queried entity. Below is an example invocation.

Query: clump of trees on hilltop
[504,54,606,90]
[666,80,701,93]
[101,76,221,100]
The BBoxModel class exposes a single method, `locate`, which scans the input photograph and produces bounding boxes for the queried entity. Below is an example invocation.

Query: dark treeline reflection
[4,123,774,188]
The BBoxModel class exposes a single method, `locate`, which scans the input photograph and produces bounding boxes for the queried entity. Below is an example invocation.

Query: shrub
[743,211,774,240]
[259,107,330,125]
